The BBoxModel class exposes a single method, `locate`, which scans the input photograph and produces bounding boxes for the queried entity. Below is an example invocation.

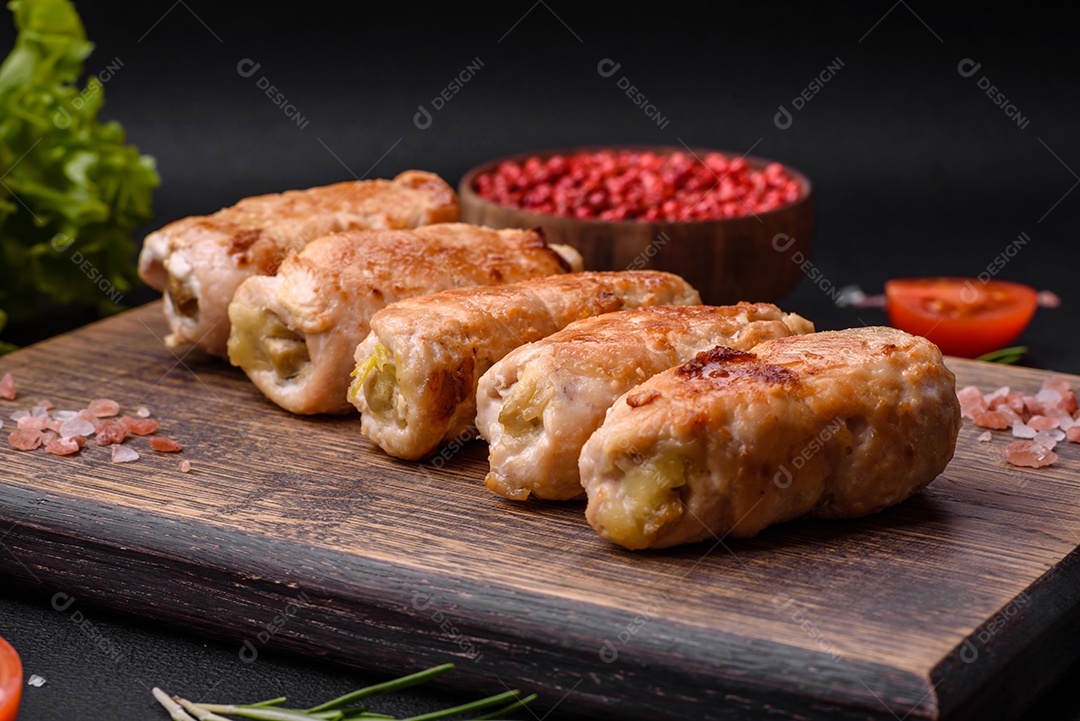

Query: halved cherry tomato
[0,637,21,721]
[885,278,1038,358]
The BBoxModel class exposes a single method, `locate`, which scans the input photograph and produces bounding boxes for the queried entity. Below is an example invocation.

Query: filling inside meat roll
[496,365,551,442]
[351,343,403,426]
[227,305,312,385]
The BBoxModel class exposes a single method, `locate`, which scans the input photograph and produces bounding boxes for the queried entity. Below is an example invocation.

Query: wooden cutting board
[1,302,1078,721]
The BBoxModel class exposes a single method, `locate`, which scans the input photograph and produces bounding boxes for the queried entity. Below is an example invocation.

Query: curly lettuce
[0,0,158,353]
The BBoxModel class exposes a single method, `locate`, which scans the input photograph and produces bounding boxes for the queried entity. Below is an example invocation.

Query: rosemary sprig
[152,664,534,721]
[976,346,1028,365]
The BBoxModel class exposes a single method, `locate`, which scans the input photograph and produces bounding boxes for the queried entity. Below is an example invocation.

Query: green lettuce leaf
[0,0,158,353]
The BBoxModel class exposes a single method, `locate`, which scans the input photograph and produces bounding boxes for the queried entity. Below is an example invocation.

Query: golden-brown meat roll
[227,223,582,415]
[581,327,961,550]
[350,271,701,460]
[139,170,459,356]
[476,303,813,501]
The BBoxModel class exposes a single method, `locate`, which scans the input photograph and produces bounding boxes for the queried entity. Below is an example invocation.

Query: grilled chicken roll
[227,223,582,415]
[139,170,459,356]
[350,271,701,460]
[581,327,961,550]
[476,303,814,501]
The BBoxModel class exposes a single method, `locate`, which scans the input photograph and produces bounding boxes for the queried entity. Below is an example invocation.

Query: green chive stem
[307,664,456,712]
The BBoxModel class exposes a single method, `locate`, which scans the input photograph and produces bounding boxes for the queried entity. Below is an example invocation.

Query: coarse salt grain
[121,416,158,436]
[1034,429,1066,449]
[74,409,102,430]
[1004,440,1058,468]
[1026,415,1059,431]
[51,410,77,421]
[1042,376,1071,396]
[973,411,1011,430]
[1068,426,1080,443]
[977,431,992,442]
[1035,389,1063,407]
[17,416,49,432]
[59,418,96,439]
[149,436,182,453]
[957,386,986,418]
[30,404,48,418]
[87,399,121,418]
[1047,408,1075,431]
[9,410,28,421]
[9,429,42,451]
[136,407,151,418]
[94,421,127,446]
[1062,392,1079,415]
[178,460,191,473]
[45,437,80,456]
[110,445,139,463]
[1011,420,1037,439]
[0,372,15,400]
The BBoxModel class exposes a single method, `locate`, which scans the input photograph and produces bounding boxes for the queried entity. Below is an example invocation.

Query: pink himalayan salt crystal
[38,399,53,410]
[87,398,120,418]
[995,405,1021,423]
[1068,426,1080,443]
[1022,395,1047,417]
[121,416,158,436]
[45,437,80,456]
[957,386,986,418]
[149,436,182,453]
[1034,429,1066,449]
[1004,440,1058,468]
[973,410,1011,430]
[1035,388,1062,407]
[1046,407,1076,431]
[30,404,48,418]
[1004,392,1027,416]
[0,372,15,400]
[110,445,139,463]
[136,407,151,418]
[9,429,42,451]
[984,385,1010,406]
[978,431,992,442]
[1042,376,1072,396]
[17,416,50,432]
[1027,415,1059,431]
[1012,421,1037,439]
[51,409,77,421]
[9,410,28,421]
[74,409,102,431]
[178,459,192,473]
[1039,290,1063,308]
[41,430,58,445]
[59,418,96,439]
[1062,392,1079,415]
[95,420,127,446]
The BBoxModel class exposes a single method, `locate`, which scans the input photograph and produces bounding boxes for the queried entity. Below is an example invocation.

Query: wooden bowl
[459,146,814,305]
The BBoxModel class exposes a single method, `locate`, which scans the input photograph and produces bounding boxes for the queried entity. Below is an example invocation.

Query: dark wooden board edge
[0,481,939,721]
[931,543,1080,720]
